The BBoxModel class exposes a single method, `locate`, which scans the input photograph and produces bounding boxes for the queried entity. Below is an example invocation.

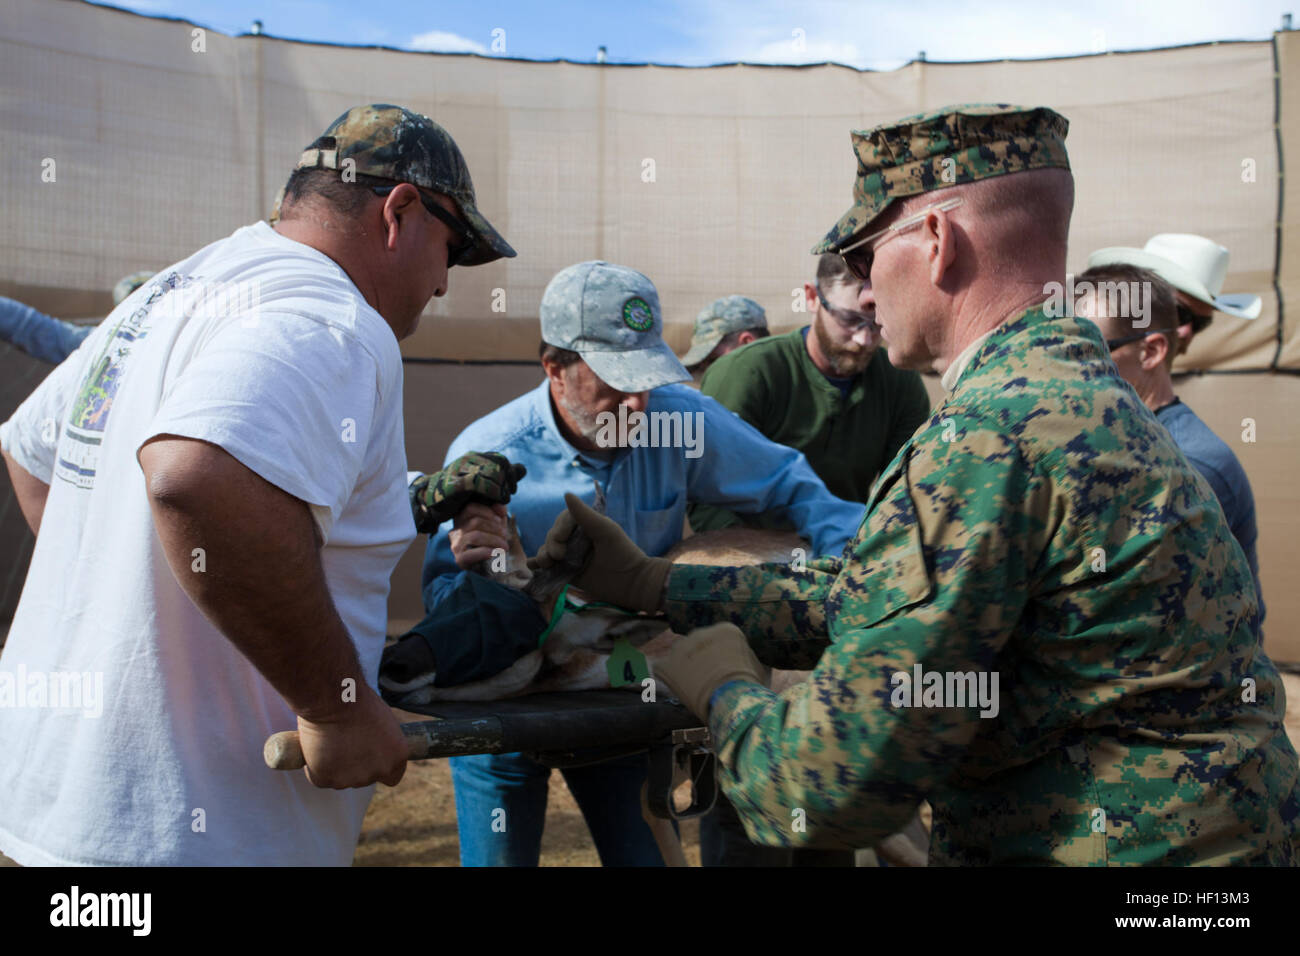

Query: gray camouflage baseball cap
[680,296,768,368]
[540,261,690,393]
[294,104,515,266]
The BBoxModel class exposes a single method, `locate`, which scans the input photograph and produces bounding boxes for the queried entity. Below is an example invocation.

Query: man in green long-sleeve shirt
[688,253,931,545]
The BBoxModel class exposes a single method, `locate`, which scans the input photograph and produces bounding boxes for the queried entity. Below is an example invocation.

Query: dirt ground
[354,752,702,867]
[355,672,1300,866]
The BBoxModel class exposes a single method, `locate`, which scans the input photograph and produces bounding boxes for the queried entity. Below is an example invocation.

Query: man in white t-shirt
[0,104,515,865]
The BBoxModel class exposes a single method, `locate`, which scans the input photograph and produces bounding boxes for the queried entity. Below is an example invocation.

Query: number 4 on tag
[607,638,650,688]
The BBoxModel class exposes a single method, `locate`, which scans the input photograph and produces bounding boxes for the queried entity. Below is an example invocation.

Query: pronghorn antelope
[378,518,929,867]
[378,523,808,704]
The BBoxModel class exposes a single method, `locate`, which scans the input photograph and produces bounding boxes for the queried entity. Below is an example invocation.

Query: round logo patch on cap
[622,296,654,332]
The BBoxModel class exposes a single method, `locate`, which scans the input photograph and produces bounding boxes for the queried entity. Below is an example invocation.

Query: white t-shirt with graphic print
[0,222,414,865]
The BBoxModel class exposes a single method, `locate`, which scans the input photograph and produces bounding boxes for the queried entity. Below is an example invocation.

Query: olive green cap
[680,296,767,368]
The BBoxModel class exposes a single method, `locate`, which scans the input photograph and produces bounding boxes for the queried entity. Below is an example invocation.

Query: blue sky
[90,0,1292,68]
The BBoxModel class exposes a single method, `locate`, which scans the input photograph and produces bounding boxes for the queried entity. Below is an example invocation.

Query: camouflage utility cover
[664,305,1298,865]
[680,296,768,368]
[296,104,515,266]
[812,104,1071,255]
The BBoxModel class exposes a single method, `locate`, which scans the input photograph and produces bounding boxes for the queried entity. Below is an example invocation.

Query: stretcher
[265,689,717,822]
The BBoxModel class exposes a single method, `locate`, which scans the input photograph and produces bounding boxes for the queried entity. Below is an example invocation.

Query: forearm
[663,558,838,669]
[709,428,1031,849]
[141,439,363,721]
[706,610,983,850]
[421,528,465,612]
[0,298,88,365]
[706,676,922,850]
[693,396,852,554]
[3,447,49,535]
[723,452,861,557]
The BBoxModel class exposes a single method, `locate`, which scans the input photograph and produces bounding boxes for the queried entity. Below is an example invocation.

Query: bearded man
[688,253,930,538]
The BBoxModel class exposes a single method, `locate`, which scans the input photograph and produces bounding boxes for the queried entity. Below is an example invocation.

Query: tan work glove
[654,622,765,721]
[527,492,672,613]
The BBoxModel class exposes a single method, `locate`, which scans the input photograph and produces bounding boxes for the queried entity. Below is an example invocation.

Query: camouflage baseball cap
[540,261,690,393]
[295,104,515,266]
[811,104,1070,255]
[680,296,768,368]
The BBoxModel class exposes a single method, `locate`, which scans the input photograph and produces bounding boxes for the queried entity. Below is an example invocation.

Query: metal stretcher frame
[390,689,717,819]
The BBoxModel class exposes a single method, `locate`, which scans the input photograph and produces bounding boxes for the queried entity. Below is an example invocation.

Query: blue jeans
[450,750,669,866]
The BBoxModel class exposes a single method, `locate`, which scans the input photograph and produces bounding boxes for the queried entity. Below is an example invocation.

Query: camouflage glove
[409,452,526,534]
[527,492,671,613]
[653,623,765,720]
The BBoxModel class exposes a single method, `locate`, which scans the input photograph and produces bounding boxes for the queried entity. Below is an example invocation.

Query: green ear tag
[607,638,650,688]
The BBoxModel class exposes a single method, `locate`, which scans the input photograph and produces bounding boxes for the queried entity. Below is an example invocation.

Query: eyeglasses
[814,284,876,333]
[370,184,475,267]
[1105,328,1179,351]
[839,197,965,281]
[1176,302,1213,336]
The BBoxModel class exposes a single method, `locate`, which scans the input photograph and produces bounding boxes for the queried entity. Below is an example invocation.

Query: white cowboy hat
[1086,233,1262,320]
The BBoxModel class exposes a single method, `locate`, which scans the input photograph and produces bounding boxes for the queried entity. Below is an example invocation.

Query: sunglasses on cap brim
[370,183,476,267]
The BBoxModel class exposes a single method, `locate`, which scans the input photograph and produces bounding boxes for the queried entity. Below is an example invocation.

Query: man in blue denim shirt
[0,273,153,365]
[421,260,864,866]
[0,298,91,364]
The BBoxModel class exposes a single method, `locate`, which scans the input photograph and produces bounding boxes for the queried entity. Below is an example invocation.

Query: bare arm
[3,446,49,536]
[138,435,406,789]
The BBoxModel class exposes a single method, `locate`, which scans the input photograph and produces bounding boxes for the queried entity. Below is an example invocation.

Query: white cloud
[89,0,177,12]
[409,30,488,54]
[667,0,1284,69]
[750,36,869,67]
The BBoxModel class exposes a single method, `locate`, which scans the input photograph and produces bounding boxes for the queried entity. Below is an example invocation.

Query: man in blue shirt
[0,273,153,365]
[1087,233,1262,355]
[420,260,864,866]
[0,298,90,364]
[1077,263,1264,626]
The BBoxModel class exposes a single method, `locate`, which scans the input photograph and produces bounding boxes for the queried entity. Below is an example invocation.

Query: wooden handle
[263,725,429,771]
[264,731,309,770]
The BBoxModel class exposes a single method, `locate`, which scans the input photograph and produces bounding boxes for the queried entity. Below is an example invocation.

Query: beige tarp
[1,0,1298,658]
[1278,28,1300,369]
[1,0,1293,368]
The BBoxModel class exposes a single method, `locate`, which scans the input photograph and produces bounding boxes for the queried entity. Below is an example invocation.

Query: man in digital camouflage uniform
[531,104,1300,865]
